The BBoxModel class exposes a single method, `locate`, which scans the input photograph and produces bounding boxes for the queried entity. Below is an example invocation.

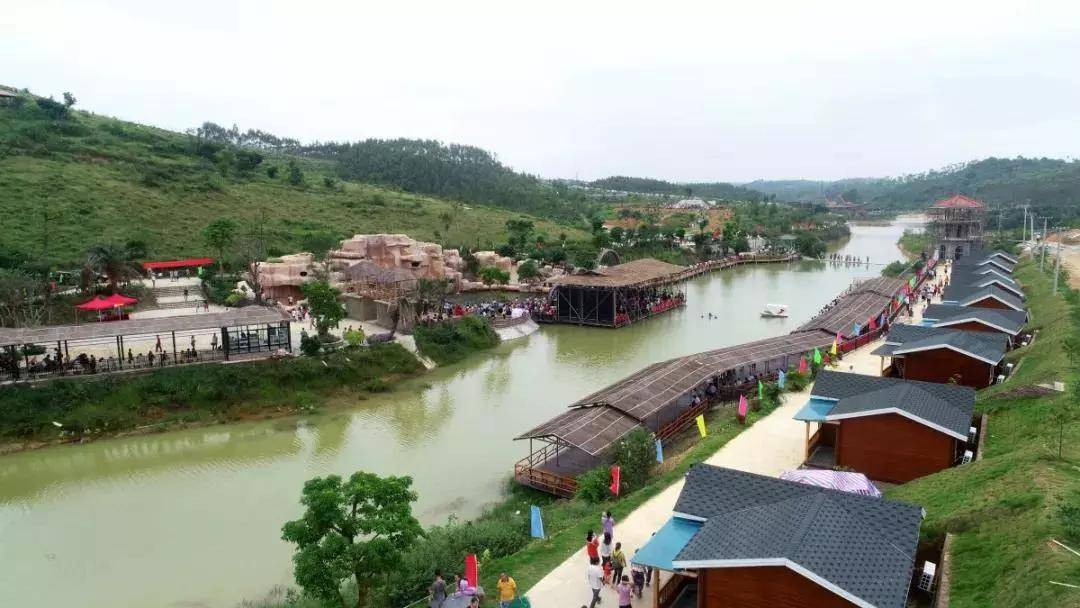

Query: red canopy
[76,293,139,310]
[142,257,214,271]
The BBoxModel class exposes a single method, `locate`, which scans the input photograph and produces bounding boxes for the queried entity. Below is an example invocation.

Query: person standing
[496,572,517,608]
[587,557,604,608]
[601,511,615,539]
[611,542,626,588]
[154,335,163,352]
[211,333,219,352]
[429,570,447,608]
[600,533,613,570]
[190,335,197,352]
[616,575,633,608]
[585,530,600,563]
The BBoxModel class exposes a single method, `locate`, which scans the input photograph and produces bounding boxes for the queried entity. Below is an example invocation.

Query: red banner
[610,465,621,496]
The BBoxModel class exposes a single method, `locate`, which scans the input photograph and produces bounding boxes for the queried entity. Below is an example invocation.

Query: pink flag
[738,395,748,417]
[465,554,478,588]
[610,465,621,496]
[798,356,808,374]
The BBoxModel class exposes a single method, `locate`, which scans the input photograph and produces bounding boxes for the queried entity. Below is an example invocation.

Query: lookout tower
[928,195,986,260]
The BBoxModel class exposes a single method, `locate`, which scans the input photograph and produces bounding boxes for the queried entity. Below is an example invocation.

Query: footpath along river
[0,218,922,608]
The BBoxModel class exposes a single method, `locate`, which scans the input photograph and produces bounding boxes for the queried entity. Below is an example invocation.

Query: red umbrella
[75,293,138,311]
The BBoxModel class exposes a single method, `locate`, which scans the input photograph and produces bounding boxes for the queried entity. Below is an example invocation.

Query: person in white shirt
[587,557,604,608]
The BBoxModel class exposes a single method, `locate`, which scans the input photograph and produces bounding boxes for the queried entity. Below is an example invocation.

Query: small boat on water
[761,303,789,318]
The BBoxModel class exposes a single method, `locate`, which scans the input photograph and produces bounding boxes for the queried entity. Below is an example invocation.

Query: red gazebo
[76,293,139,321]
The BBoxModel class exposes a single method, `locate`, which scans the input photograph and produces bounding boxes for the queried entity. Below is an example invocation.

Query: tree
[301,280,345,340]
[301,232,341,279]
[478,266,510,286]
[0,270,46,327]
[62,92,76,108]
[794,233,826,258]
[239,216,269,304]
[609,226,625,243]
[266,165,279,179]
[697,217,709,234]
[517,259,540,283]
[124,239,149,260]
[505,218,535,250]
[86,244,141,292]
[287,159,305,186]
[35,97,68,120]
[720,221,738,255]
[413,278,452,320]
[281,472,423,608]
[203,219,238,271]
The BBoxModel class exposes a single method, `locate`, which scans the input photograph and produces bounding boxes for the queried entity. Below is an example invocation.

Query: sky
[3,0,1080,183]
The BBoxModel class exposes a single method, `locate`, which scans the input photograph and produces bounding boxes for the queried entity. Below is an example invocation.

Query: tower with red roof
[927,194,986,260]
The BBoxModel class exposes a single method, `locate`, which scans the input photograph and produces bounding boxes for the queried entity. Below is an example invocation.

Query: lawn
[886,259,1080,608]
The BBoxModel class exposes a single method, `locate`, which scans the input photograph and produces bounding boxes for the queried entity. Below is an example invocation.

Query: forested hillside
[588,175,765,201]
[0,90,588,267]
[749,158,1080,227]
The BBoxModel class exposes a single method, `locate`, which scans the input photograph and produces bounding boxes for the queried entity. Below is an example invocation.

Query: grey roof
[673,464,922,608]
[950,266,1018,287]
[882,324,1008,363]
[514,404,640,456]
[923,304,1026,335]
[812,370,976,437]
[0,307,290,346]
[984,249,1018,264]
[953,255,1015,274]
[943,280,1024,302]
[795,277,904,337]
[947,285,1025,311]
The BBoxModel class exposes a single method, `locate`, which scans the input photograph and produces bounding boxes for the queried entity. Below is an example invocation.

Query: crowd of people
[584,512,642,608]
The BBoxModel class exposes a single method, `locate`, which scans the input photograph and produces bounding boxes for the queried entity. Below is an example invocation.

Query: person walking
[611,542,626,588]
[585,530,600,563]
[587,557,604,608]
[599,533,613,571]
[616,575,633,608]
[601,511,615,539]
[429,570,447,608]
[183,288,189,301]
[190,335,197,352]
[154,335,163,352]
[496,572,517,608]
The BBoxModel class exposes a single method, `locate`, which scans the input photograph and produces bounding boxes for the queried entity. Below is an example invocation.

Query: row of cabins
[627,249,1026,608]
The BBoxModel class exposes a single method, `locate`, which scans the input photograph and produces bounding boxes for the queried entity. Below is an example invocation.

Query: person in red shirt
[585,530,600,562]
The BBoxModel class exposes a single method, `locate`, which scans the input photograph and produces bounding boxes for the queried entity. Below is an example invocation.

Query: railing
[656,400,710,440]
[513,443,578,497]
[656,574,691,608]
[490,313,532,329]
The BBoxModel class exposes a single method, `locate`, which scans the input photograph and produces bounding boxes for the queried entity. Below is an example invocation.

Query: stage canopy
[142,257,214,271]
[75,293,139,310]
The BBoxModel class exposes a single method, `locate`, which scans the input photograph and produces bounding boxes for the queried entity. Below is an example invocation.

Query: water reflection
[0,219,920,608]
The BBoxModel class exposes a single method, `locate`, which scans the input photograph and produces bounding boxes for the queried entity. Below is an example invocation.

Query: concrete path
[523,269,952,608]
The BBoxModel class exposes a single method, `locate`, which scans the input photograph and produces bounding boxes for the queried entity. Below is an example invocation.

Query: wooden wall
[968,296,1013,311]
[901,348,994,388]
[836,413,957,483]
[698,566,856,608]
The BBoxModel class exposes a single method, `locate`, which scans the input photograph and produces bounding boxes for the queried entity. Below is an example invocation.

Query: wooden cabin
[873,324,1009,388]
[922,304,1027,346]
[941,283,1025,311]
[796,371,976,483]
[633,465,924,608]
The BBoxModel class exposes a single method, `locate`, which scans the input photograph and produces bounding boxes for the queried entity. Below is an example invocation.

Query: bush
[413,316,499,365]
[344,328,365,347]
[299,334,322,356]
[575,467,612,503]
[881,260,907,277]
[224,291,245,307]
[478,266,510,286]
[1061,499,1080,543]
[785,370,811,392]
[613,427,654,492]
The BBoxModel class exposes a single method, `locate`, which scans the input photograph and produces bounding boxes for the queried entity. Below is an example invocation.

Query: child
[602,557,613,585]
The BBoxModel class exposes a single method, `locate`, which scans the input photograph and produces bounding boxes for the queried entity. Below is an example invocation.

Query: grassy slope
[0,103,586,266]
[886,261,1080,608]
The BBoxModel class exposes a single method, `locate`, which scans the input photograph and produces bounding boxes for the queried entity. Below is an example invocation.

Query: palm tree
[86,244,142,292]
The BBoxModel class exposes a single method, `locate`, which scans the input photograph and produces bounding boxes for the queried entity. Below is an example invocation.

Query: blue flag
[655,438,664,463]
[530,505,545,539]
[777,370,786,390]
[853,322,861,335]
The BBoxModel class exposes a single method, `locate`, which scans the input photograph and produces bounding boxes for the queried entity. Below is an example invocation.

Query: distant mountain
[749,158,1080,226]
[588,175,765,201]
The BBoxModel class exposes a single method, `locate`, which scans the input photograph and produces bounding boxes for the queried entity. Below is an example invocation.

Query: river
[0,218,922,608]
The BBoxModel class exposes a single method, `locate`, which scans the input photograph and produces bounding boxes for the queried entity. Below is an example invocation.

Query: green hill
[0,90,588,268]
[588,175,765,201]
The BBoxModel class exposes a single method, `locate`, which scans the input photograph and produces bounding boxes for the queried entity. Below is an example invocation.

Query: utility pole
[1053,241,1062,294]
[1041,217,1048,271]
[1021,205,1028,243]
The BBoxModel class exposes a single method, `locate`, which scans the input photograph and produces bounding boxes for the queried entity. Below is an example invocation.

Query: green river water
[0,219,922,608]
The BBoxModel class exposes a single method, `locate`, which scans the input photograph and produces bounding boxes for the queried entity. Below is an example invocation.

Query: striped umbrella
[778,470,882,497]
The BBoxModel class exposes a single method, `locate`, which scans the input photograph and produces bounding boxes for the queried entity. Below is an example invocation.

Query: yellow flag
[696,414,707,438]
[830,340,838,356]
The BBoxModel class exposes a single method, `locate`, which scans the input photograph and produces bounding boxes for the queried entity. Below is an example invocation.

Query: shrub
[575,467,612,503]
[344,328,365,347]
[224,291,245,307]
[413,316,499,365]
[266,165,279,179]
[299,334,321,356]
[785,370,811,391]
[517,259,540,282]
[478,266,510,286]
[1061,499,1080,543]
[613,427,654,492]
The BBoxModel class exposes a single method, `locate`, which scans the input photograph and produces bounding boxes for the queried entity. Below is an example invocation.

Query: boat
[760,303,789,318]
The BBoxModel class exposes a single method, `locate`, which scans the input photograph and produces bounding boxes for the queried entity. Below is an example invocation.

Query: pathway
[523,268,951,608]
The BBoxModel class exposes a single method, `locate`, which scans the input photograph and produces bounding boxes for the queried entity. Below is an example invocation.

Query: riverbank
[0,342,424,454]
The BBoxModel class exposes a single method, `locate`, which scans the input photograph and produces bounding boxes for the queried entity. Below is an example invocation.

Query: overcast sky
[4,0,1080,182]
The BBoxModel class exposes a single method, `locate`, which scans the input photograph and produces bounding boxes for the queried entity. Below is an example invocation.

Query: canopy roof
[142,257,214,271]
[75,293,138,310]
[930,194,984,208]
[630,516,702,571]
[795,277,904,337]
[671,465,922,608]
[549,258,687,288]
[0,307,289,346]
[778,470,882,498]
